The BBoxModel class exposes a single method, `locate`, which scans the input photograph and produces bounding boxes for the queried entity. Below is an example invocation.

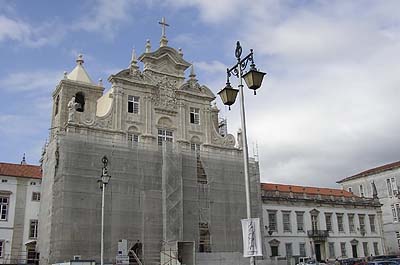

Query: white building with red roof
[0,159,41,264]
[337,161,400,254]
[262,183,385,264]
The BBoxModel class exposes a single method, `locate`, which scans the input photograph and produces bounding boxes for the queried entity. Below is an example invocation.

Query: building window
[0,241,3,258]
[340,242,347,257]
[27,245,39,265]
[359,214,366,235]
[285,243,292,257]
[191,143,200,152]
[396,232,400,250]
[369,215,376,233]
[337,214,344,232]
[392,205,398,222]
[29,220,38,238]
[32,192,40,201]
[359,185,364,197]
[348,187,352,193]
[190,107,200,124]
[296,212,304,232]
[396,203,400,222]
[128,95,139,114]
[299,243,306,257]
[283,211,291,232]
[268,211,277,232]
[362,242,368,257]
[55,95,59,116]
[311,214,319,231]
[157,129,173,145]
[325,213,332,232]
[128,133,139,146]
[0,196,9,221]
[373,242,379,256]
[387,177,398,197]
[1,179,7,183]
[271,246,278,257]
[328,242,335,259]
[348,214,355,232]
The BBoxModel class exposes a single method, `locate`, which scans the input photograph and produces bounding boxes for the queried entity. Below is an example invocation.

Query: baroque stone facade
[38,35,262,265]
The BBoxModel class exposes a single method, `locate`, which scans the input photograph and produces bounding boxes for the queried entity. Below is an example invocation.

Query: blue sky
[1,0,400,187]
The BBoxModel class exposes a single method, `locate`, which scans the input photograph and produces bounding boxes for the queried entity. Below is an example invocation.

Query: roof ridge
[337,160,400,183]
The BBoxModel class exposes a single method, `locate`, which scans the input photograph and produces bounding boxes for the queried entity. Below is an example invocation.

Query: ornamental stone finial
[178,48,183,56]
[98,78,103,86]
[76,54,84,65]
[145,39,151,53]
[63,71,68,79]
[189,64,196,79]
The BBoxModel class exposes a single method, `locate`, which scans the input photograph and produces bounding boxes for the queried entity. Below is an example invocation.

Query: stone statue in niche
[67,96,79,122]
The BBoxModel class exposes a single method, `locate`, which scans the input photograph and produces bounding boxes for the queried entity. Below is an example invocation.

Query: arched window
[54,95,60,116]
[75,92,85,112]
[190,136,201,152]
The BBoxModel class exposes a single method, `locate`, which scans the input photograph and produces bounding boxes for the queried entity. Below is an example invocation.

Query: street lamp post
[218,41,266,265]
[99,156,111,265]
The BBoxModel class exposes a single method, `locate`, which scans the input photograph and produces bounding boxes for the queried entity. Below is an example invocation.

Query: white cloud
[0,70,63,92]
[72,0,135,38]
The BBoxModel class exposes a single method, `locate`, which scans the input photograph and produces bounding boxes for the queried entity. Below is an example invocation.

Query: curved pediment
[139,46,191,78]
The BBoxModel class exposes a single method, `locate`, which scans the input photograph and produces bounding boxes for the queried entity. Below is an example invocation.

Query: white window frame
[191,142,200,152]
[128,95,139,114]
[337,214,344,232]
[29,219,38,239]
[268,211,277,232]
[0,196,9,221]
[392,205,398,222]
[32,192,40,202]
[190,107,200,125]
[387,178,394,197]
[359,214,366,234]
[296,211,304,232]
[373,242,379,256]
[362,242,368,257]
[128,133,139,146]
[285,243,292,257]
[325,213,332,232]
[282,211,291,232]
[348,214,355,232]
[340,242,347,257]
[299,243,306,257]
[328,242,335,259]
[369,215,376,233]
[158,129,173,145]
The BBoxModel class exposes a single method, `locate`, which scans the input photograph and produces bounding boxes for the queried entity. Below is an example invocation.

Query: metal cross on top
[158,17,169,37]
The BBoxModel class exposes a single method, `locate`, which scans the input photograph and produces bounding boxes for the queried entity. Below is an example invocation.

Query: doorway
[352,245,358,258]
[315,244,321,262]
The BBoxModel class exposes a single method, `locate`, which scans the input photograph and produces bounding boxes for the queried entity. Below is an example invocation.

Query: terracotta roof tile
[337,161,400,183]
[0,162,42,179]
[261,183,354,197]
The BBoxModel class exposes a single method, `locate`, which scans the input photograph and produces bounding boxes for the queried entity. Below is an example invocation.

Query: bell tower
[50,54,104,138]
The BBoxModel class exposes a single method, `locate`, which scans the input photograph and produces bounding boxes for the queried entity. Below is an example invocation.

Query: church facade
[38,30,262,264]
